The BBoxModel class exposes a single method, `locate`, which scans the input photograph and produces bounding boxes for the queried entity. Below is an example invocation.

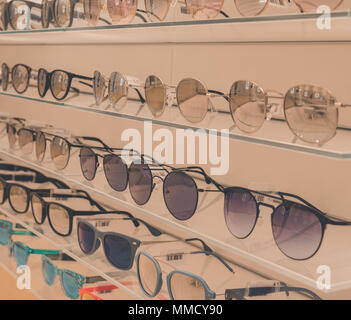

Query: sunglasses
[0,219,35,246]
[93,70,145,108]
[1,63,37,94]
[234,0,343,17]
[41,255,108,299]
[78,282,137,300]
[76,218,165,270]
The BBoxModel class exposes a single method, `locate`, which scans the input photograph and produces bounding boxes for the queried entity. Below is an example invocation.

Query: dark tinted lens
[77,221,96,254]
[79,147,97,181]
[8,185,29,213]
[163,172,198,220]
[42,256,56,285]
[104,234,133,270]
[103,154,128,192]
[0,221,10,245]
[272,204,323,260]
[14,242,27,266]
[38,69,48,97]
[224,189,258,239]
[18,129,34,154]
[1,63,9,90]
[35,131,46,162]
[12,64,29,93]
[128,163,152,205]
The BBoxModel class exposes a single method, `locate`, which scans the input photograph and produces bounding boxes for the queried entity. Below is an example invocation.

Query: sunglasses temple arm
[190,250,234,273]
[78,80,93,88]
[30,249,61,255]
[76,210,140,227]
[136,10,148,22]
[71,136,112,151]
[208,89,230,102]
[219,10,229,18]
[122,217,162,237]
[44,252,75,261]
[12,230,36,237]
[132,87,146,103]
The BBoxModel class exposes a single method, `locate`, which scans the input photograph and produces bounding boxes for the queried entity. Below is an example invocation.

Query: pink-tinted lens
[107,0,137,24]
[186,0,224,19]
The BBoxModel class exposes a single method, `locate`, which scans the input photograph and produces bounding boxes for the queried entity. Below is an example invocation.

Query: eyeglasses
[77,218,164,270]
[41,255,107,299]
[93,70,145,108]
[1,63,37,94]
[234,0,343,17]
[78,282,137,300]
[0,219,35,245]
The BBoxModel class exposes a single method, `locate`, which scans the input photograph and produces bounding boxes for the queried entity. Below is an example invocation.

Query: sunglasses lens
[104,234,133,270]
[293,0,342,12]
[18,129,34,154]
[50,136,70,169]
[38,69,48,97]
[169,272,205,300]
[186,0,223,19]
[83,0,101,25]
[31,193,44,224]
[108,72,128,107]
[35,131,46,162]
[177,78,208,123]
[12,65,29,93]
[1,63,9,91]
[93,71,106,105]
[0,221,10,245]
[272,204,323,260]
[229,80,266,133]
[145,75,166,117]
[0,3,7,31]
[107,0,137,24]
[61,270,80,299]
[144,0,169,21]
[103,154,128,192]
[42,256,56,285]
[234,0,267,16]
[224,189,257,239]
[80,147,97,181]
[55,0,72,27]
[9,185,28,213]
[163,172,198,220]
[7,124,17,149]
[77,221,96,254]
[41,0,51,28]
[51,71,69,100]
[128,163,152,205]
[48,203,70,235]
[0,180,5,203]
[137,253,159,297]
[284,85,338,144]
[14,242,27,266]
[9,1,31,30]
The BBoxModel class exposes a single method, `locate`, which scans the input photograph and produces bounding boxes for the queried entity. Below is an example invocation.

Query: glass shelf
[1,11,351,44]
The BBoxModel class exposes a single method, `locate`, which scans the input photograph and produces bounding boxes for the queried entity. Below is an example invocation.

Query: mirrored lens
[7,124,17,149]
[1,63,9,91]
[128,163,152,205]
[77,221,96,254]
[103,154,128,192]
[93,70,106,105]
[35,131,46,162]
[145,0,169,22]
[12,64,30,93]
[284,85,338,144]
[80,147,97,181]
[0,180,5,203]
[31,193,45,224]
[272,204,323,260]
[61,270,80,299]
[0,220,11,245]
[42,256,56,285]
[108,72,128,108]
[18,129,34,154]
[138,253,159,296]
[84,0,102,25]
[177,78,208,123]
[107,0,137,24]
[169,272,206,300]
[229,80,266,133]
[234,0,267,16]
[41,0,51,28]
[8,185,28,213]
[186,0,223,19]
[38,68,48,97]
[224,189,258,239]
[9,1,31,30]
[47,203,70,235]
[50,136,70,169]
[14,242,28,266]
[54,0,72,27]
[145,75,166,117]
[103,234,133,270]
[50,70,69,100]
[294,0,342,12]
[163,172,198,220]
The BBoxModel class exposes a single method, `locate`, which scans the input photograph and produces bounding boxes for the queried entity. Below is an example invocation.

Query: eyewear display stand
[1,0,351,300]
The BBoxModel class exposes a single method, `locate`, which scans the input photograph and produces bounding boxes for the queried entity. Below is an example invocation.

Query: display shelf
[2,89,351,159]
[1,11,351,45]
[0,144,345,298]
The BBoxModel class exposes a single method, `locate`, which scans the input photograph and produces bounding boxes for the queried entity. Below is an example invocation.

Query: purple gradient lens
[77,221,96,254]
[272,204,323,260]
[103,154,128,192]
[79,147,97,181]
[163,172,198,221]
[224,189,258,239]
[128,163,152,205]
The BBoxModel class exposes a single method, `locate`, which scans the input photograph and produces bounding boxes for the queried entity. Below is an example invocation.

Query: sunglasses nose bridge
[257,202,275,214]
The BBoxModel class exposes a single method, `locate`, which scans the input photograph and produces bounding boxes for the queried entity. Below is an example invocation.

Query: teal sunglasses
[0,219,35,246]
